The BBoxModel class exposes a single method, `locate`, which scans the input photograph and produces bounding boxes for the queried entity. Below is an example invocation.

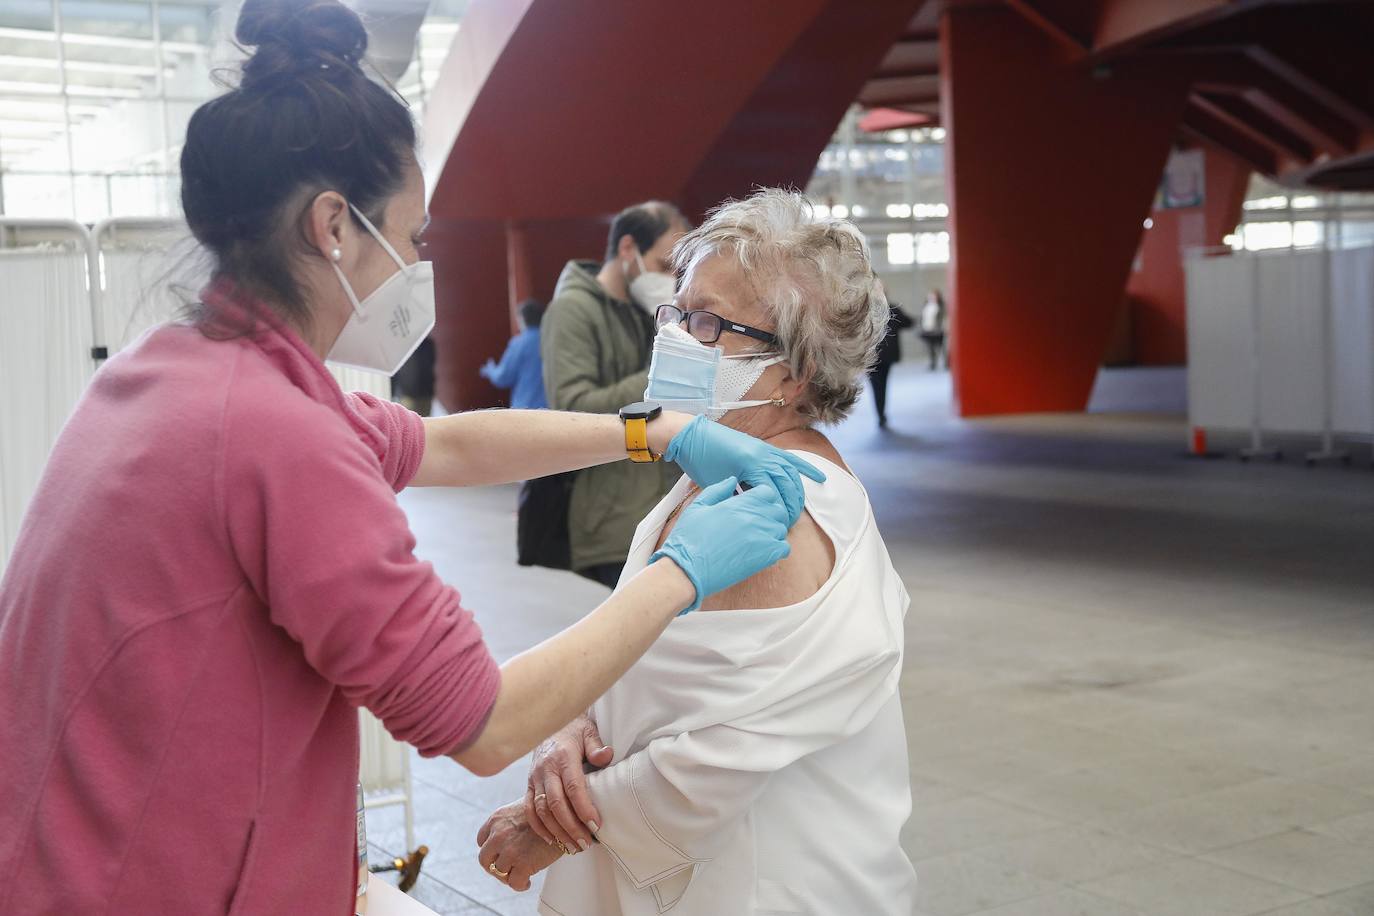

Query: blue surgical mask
[645,323,784,420]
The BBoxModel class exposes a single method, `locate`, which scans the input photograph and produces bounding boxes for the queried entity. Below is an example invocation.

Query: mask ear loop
[330,259,366,318]
[349,203,408,270]
[331,203,410,319]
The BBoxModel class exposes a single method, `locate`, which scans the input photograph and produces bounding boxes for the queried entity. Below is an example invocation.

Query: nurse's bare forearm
[412,409,687,487]
[449,558,694,776]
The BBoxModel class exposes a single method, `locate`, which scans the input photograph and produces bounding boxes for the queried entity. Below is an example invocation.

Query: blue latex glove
[664,415,826,527]
[650,477,792,613]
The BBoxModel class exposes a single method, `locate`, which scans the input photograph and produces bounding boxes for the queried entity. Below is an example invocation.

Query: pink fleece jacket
[0,286,501,914]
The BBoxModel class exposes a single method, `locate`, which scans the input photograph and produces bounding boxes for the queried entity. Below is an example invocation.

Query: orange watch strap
[624,416,660,463]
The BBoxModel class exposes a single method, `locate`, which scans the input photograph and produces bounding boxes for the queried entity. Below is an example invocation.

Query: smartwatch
[619,401,663,463]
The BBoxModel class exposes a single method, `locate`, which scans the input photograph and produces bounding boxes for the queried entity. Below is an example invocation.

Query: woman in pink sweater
[0,1,820,912]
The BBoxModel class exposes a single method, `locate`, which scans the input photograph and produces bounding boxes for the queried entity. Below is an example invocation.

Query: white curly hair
[671,188,889,424]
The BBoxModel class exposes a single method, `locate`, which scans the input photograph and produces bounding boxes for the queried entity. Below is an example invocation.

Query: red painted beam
[1146,47,1359,156]
[1191,92,1311,161]
[877,38,940,73]
[859,74,942,107]
[1005,0,1089,52]
[1091,0,1257,56]
[1246,46,1374,131]
[1180,99,1280,173]
[873,66,941,80]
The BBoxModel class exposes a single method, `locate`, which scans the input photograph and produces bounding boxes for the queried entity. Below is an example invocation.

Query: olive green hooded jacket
[540,260,679,572]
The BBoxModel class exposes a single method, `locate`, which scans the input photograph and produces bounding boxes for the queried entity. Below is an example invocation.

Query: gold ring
[535,793,547,803]
[488,862,510,879]
[556,840,572,856]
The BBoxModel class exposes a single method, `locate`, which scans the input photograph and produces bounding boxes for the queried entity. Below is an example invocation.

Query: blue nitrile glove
[650,476,792,614]
[664,415,826,527]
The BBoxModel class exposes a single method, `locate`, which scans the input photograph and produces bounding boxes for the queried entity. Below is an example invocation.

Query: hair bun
[236,0,368,91]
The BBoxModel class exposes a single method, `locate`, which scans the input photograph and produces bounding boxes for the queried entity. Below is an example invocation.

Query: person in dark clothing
[391,337,436,415]
[918,288,947,370]
[481,298,549,409]
[869,298,915,429]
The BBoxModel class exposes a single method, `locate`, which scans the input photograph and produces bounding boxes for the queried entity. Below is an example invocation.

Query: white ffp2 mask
[627,250,676,312]
[327,204,436,376]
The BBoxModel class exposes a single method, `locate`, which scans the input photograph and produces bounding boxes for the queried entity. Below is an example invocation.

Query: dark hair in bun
[180,0,416,329]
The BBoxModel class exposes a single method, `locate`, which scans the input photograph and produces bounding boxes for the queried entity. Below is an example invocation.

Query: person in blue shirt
[482,298,549,409]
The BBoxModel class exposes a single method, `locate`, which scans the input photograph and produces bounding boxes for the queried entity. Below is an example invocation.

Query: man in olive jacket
[541,201,688,586]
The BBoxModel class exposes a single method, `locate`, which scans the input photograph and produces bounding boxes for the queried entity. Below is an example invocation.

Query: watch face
[621,401,662,420]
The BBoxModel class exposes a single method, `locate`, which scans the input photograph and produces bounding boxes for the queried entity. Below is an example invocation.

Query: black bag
[516,471,574,569]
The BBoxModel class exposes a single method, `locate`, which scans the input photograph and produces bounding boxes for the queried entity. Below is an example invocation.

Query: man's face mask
[327,204,435,376]
[626,250,676,312]
[643,322,784,421]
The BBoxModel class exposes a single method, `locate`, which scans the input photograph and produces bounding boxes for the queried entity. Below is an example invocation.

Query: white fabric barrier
[1185,244,1374,445]
[0,221,97,565]
[360,709,416,852]
[93,221,189,356]
[1185,252,1253,431]
[1331,246,1374,435]
[1256,250,1326,435]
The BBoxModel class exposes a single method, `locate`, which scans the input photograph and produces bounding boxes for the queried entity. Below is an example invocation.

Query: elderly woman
[475,189,916,915]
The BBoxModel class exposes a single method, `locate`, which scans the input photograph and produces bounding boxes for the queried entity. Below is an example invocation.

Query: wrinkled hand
[665,415,825,526]
[525,715,612,852]
[476,801,565,892]
[652,476,792,613]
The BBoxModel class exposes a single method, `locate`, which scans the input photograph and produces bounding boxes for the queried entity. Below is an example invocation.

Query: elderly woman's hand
[477,800,566,892]
[665,415,825,526]
[524,714,612,852]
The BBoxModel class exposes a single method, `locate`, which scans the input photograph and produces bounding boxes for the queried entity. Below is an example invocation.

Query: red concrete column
[942,5,1192,415]
[1126,147,1249,365]
[429,218,508,412]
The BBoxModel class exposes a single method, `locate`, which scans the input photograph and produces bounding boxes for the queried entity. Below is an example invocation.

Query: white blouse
[538,452,916,916]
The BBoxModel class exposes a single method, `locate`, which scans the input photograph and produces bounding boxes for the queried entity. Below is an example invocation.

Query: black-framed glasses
[655,304,779,347]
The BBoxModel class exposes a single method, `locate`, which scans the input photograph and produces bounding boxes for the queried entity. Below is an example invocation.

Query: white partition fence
[1185,242,1374,462]
[0,220,97,562]
[0,218,412,845]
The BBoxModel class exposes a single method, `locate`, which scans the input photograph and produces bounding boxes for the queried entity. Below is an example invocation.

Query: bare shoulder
[764,427,852,477]
[700,427,847,614]
[700,506,835,612]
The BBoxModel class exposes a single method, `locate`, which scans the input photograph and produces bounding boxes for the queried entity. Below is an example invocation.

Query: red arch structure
[420,0,920,412]
[421,0,1374,416]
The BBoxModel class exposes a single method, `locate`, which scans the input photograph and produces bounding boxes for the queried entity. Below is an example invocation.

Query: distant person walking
[919,289,947,370]
[482,298,549,409]
[869,296,914,429]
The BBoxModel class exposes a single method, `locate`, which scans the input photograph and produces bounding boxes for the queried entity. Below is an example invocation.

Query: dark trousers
[919,332,946,369]
[576,562,624,589]
[869,362,893,425]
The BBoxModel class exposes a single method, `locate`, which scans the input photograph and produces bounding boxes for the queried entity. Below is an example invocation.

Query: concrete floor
[365,364,1374,916]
